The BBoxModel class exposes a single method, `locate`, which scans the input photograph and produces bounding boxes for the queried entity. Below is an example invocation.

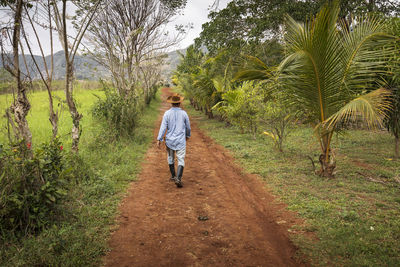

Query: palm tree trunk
[208,109,213,119]
[395,136,399,159]
[318,132,336,177]
[318,153,336,177]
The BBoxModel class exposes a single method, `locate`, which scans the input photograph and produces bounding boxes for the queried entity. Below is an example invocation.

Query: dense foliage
[0,139,66,235]
[92,82,144,137]
[384,17,400,158]
[196,0,400,55]
[174,41,296,151]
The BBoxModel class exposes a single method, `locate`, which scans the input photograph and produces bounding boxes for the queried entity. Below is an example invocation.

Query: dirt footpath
[103,88,304,267]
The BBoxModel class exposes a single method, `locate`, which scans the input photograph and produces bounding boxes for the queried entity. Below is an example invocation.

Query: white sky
[167,0,231,51]
[0,0,231,56]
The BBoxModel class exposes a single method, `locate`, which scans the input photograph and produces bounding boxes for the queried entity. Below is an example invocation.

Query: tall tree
[0,0,32,145]
[197,0,400,55]
[85,0,186,101]
[52,0,101,152]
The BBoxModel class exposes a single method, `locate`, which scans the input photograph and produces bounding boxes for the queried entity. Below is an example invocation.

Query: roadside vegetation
[0,86,162,266]
[174,0,400,266]
[184,97,400,266]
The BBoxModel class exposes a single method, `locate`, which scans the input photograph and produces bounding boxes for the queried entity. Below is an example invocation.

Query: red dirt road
[103,88,304,267]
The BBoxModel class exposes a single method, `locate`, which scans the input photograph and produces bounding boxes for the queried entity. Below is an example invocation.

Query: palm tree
[384,18,400,159]
[192,66,220,118]
[236,1,396,177]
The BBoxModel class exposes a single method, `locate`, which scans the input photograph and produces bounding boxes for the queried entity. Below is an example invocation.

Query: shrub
[0,139,66,236]
[260,90,301,152]
[213,81,263,137]
[92,82,143,137]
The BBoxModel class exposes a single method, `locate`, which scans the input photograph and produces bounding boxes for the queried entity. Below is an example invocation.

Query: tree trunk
[318,153,336,177]
[208,109,214,119]
[65,63,82,152]
[317,132,335,177]
[395,136,399,159]
[48,95,59,138]
[59,0,83,152]
[48,2,58,139]
[5,108,18,143]
[11,0,32,144]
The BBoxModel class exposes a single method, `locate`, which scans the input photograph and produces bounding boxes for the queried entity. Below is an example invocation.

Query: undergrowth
[0,138,66,236]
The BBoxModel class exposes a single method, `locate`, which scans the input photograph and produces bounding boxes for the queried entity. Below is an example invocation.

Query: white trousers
[166,146,186,167]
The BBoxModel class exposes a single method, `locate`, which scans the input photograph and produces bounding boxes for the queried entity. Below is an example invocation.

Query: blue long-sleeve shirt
[157,107,191,150]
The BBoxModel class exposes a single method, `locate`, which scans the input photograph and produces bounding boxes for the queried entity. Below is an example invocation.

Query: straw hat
[167,94,184,104]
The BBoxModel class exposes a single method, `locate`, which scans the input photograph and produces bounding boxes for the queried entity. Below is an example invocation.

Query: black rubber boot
[169,164,175,181]
[175,165,184,188]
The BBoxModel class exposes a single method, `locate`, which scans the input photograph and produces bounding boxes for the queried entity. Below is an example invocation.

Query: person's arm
[185,113,191,140]
[157,113,168,147]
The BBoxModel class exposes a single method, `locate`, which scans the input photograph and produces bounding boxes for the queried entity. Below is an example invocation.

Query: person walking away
[157,94,191,188]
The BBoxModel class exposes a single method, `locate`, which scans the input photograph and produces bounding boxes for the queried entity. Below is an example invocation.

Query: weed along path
[104,87,304,267]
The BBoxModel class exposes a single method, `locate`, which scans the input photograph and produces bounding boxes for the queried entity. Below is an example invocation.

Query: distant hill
[0,47,192,82]
[161,45,207,80]
[161,48,186,80]
[0,50,109,81]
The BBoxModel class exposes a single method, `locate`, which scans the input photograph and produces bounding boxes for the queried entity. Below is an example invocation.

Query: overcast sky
[168,0,231,50]
[0,0,231,56]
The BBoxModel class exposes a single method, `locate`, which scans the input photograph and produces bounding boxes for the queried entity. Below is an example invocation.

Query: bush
[92,82,143,137]
[213,81,263,137]
[0,139,66,236]
[260,90,301,152]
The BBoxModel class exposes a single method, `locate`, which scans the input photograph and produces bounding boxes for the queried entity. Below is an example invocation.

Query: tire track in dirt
[103,88,305,267]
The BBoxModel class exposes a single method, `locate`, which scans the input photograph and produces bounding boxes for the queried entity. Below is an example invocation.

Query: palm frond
[324,88,392,130]
[246,55,268,69]
[234,69,271,81]
[233,55,272,82]
[279,2,344,123]
[339,16,397,95]
[279,1,396,127]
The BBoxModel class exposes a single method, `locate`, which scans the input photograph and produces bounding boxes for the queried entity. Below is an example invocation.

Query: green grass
[185,100,400,266]
[0,80,101,94]
[0,87,162,266]
[0,83,103,146]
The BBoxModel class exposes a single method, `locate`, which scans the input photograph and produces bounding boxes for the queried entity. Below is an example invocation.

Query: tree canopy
[196,0,400,55]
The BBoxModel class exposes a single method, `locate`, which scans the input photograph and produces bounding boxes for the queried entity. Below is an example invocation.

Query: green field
[0,86,162,266]
[184,98,400,266]
[0,83,103,147]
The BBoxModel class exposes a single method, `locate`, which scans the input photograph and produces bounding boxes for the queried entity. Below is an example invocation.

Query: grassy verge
[0,89,161,266]
[184,99,400,266]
